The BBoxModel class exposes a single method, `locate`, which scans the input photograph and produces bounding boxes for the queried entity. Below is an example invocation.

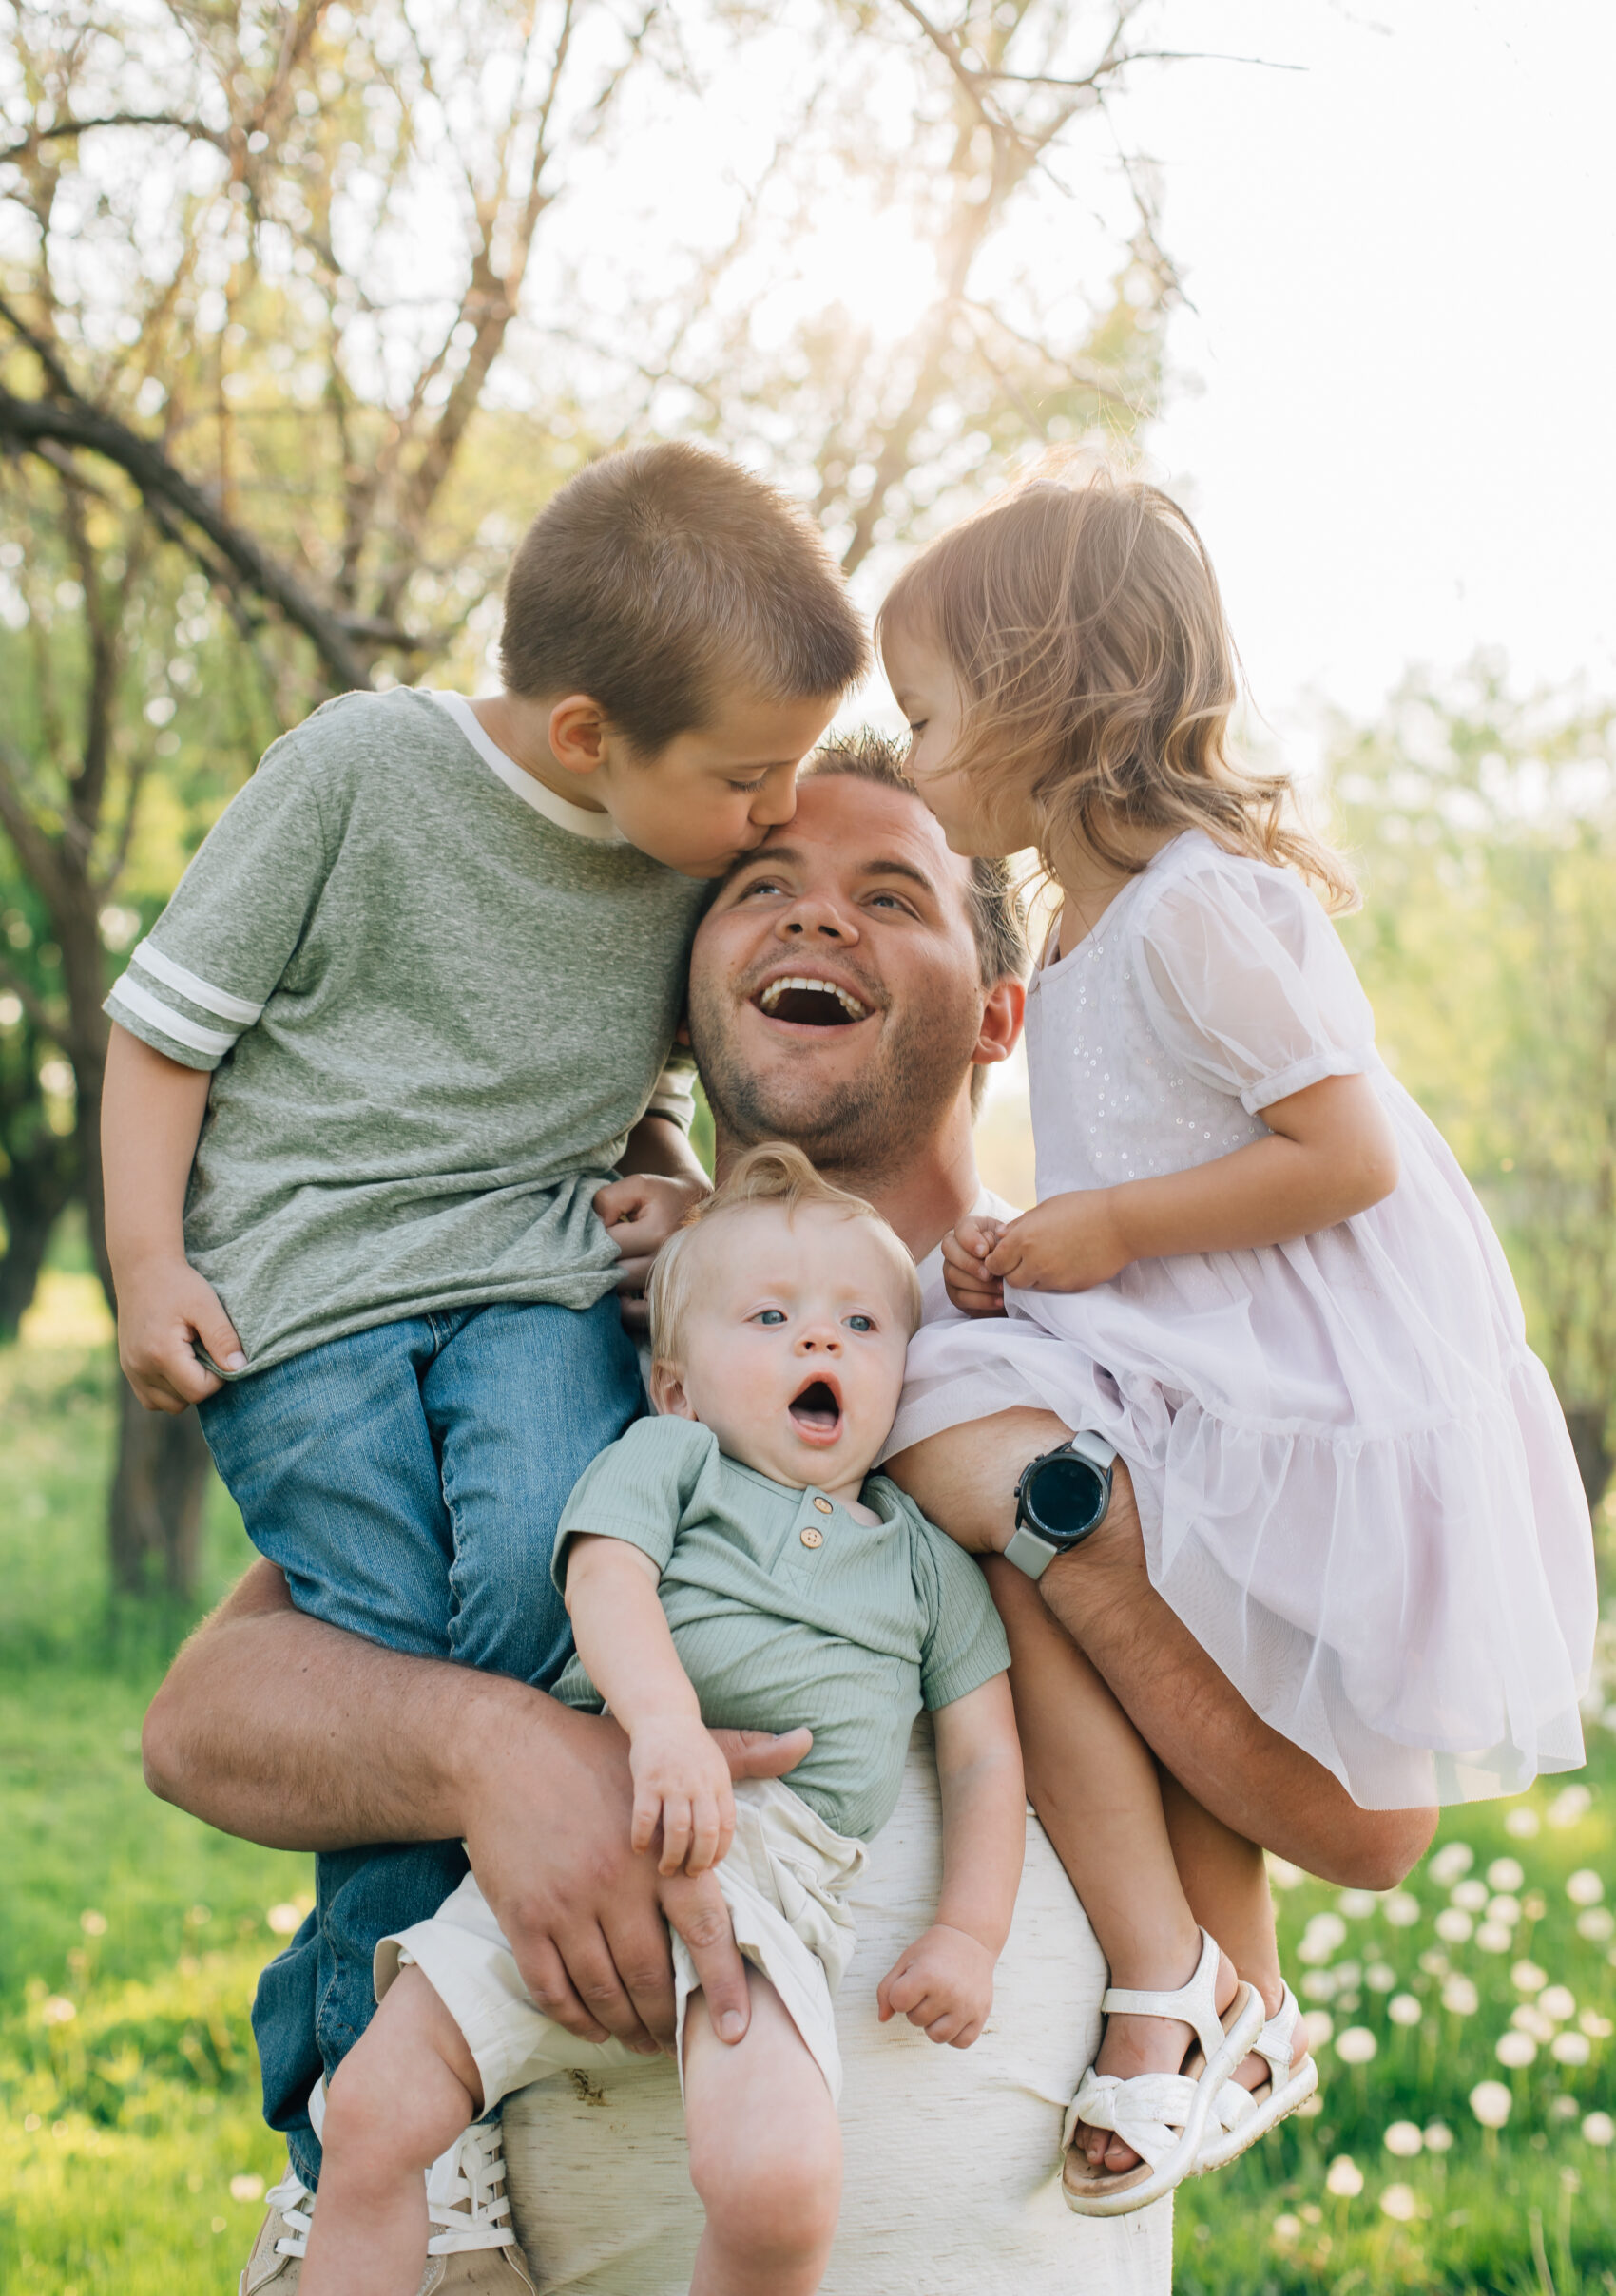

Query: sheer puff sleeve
[1134,853,1377,1115]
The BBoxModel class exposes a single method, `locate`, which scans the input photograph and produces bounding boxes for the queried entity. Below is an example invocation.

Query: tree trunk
[0,1145,77,1340]
[108,1378,213,1598]
[1563,1405,1612,1515]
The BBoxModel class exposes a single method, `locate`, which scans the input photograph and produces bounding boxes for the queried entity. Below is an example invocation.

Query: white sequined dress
[885,832,1594,1808]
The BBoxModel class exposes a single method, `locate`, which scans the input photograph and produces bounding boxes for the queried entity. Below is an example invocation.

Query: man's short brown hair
[499,443,869,751]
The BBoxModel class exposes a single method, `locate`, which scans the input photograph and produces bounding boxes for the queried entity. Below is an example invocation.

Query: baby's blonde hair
[647,1142,923,1368]
[878,454,1356,912]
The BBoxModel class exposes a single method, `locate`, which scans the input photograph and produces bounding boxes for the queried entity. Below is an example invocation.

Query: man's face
[687,774,994,1170]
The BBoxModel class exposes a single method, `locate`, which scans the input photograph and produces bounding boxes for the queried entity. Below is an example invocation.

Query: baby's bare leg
[300,1966,482,2296]
[983,1559,1239,2173]
[683,1972,840,2296]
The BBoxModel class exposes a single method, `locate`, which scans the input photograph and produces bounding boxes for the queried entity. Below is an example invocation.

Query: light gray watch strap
[1005,1523,1060,1580]
[1064,1429,1118,1475]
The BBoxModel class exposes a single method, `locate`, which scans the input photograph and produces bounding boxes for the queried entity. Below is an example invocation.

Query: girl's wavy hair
[647,1141,922,1370]
[877,458,1357,913]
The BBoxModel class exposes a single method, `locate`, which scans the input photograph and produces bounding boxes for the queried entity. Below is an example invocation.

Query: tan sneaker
[419,2119,536,2293]
[240,2164,314,2292]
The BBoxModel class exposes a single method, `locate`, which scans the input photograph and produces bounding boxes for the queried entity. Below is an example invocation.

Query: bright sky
[1105,0,1616,736]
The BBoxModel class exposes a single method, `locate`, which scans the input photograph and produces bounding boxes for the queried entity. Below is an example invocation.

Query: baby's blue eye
[756,1309,786,1325]
[846,1313,874,1332]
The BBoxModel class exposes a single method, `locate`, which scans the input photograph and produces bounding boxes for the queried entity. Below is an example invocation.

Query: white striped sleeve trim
[129,937,265,1026]
[107,974,240,1059]
[645,1064,699,1131]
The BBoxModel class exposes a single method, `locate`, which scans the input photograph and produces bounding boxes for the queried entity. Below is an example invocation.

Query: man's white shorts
[375,1776,867,2110]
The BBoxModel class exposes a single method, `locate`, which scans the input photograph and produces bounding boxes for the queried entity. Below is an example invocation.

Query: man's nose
[776,894,858,944]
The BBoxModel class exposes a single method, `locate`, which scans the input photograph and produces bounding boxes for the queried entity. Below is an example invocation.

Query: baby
[299,1145,1026,2296]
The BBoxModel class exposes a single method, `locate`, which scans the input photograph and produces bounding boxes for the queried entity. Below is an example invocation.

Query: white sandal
[1061,1929,1264,2217]
[1193,1980,1318,2173]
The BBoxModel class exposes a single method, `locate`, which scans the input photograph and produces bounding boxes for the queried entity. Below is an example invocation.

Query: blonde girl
[875,463,1594,2215]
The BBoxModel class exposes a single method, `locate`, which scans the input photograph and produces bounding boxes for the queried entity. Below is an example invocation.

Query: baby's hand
[628,1715,737,1877]
[942,1215,1008,1318]
[876,1923,996,2048]
[983,1191,1129,1293]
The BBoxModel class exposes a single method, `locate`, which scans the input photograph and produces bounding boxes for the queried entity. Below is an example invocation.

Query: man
[144,738,1429,2292]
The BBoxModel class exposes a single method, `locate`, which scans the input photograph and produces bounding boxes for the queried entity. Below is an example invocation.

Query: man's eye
[754,1308,786,1325]
[868,892,913,914]
[737,876,785,899]
[845,1313,875,1332]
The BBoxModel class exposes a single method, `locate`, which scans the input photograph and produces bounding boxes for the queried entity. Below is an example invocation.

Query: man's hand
[876,1923,997,2048]
[629,1713,738,1876]
[983,1190,1129,1293]
[118,1253,246,1411]
[942,1214,1009,1317]
[594,1171,709,1330]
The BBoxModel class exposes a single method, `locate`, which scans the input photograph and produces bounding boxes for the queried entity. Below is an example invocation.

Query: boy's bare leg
[300,1968,480,2296]
[683,1974,841,2296]
[983,1560,1241,2174]
[886,1411,1436,1889]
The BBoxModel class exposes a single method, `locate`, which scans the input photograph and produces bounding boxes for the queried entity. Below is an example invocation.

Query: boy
[101,444,867,2210]
[298,1146,1026,2296]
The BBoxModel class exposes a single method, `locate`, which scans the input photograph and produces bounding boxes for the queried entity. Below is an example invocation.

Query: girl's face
[882,622,1039,860]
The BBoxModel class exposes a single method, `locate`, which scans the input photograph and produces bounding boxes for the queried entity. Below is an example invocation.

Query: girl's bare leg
[683,1972,841,2296]
[300,1966,481,2296]
[1159,1772,1305,2087]
[982,1558,1240,2174]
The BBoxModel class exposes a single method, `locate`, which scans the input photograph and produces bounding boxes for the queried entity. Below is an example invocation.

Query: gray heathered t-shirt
[105,688,708,1374]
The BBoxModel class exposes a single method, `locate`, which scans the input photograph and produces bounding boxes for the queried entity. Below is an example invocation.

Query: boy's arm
[564,1533,739,1876]
[876,1674,1025,2048]
[103,1024,245,1411]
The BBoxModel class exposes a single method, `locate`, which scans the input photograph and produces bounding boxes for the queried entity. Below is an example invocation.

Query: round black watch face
[1029,1454,1106,1538]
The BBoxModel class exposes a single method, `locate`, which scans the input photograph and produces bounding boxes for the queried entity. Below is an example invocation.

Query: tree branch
[0,113,229,165]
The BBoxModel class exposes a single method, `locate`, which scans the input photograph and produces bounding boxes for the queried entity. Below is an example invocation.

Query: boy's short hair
[648,1141,922,1369]
[499,444,870,752]
[801,732,1028,1113]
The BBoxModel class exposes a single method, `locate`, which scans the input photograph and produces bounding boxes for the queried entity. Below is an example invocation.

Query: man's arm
[143,1559,809,2049]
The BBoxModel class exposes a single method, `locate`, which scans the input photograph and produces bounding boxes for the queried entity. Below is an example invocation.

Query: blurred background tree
[0,0,1168,1598]
[1333,660,1616,1513]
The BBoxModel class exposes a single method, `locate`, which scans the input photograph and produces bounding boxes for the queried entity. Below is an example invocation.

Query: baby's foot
[1079,1942,1241,2176]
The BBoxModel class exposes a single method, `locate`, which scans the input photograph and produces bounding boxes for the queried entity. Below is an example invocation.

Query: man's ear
[548,694,609,777]
[971,976,1026,1075]
[649,1361,697,1420]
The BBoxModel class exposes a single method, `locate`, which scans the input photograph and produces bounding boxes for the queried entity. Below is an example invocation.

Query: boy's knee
[690,2115,840,2263]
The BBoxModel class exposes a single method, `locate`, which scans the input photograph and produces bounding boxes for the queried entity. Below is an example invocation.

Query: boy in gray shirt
[298,1146,1025,2296]
[100,444,866,2196]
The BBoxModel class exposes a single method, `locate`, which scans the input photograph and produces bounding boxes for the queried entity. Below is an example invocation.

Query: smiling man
[143,735,1180,2296]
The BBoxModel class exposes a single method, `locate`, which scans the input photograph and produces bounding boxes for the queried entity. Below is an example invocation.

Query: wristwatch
[1004,1431,1118,1580]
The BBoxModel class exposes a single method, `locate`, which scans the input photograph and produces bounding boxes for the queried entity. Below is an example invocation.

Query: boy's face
[651,1202,912,1494]
[599,688,841,879]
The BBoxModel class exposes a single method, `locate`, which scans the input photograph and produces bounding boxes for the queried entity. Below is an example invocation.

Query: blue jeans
[200,1294,644,2188]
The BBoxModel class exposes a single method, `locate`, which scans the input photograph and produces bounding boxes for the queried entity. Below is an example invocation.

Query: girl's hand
[876,1923,996,2048]
[983,1191,1129,1293]
[628,1715,738,1877]
[942,1215,1009,1318]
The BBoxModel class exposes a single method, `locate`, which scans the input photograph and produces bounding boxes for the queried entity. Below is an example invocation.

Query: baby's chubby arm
[877,1674,1024,2049]
[103,1025,246,1411]
[564,1534,741,1878]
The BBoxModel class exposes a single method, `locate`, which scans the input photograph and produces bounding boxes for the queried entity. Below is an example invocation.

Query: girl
[875,462,1595,2215]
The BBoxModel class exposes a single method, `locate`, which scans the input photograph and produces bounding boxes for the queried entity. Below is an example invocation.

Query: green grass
[2,1323,1613,2292]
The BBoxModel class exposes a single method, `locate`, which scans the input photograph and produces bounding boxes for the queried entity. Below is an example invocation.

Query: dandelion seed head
[1380,2182,1419,2221]
[1495,2030,1537,2068]
[1442,1975,1480,2016]
[1582,2111,1614,2147]
[1337,1888,1377,1920]
[1325,2154,1364,2197]
[1366,1962,1396,1993]
[1552,2031,1591,2065]
[1301,2009,1335,2050]
[1476,1920,1514,1953]
[1424,2120,1454,2151]
[1470,2079,1513,2128]
[40,1996,76,2026]
[266,1904,304,1937]
[1383,2120,1423,2156]
[1539,1984,1576,2023]
[1487,1858,1525,1892]
[1505,1807,1542,1839]
[1578,2010,1613,2038]
[78,1910,107,1937]
[1272,2213,1301,2244]
[1435,1908,1474,1944]
[1389,1992,1423,2026]
[1511,1961,1548,1994]
[1549,1787,1592,1828]
[229,2174,264,2203]
[1337,2025,1378,2064]
[1576,1906,1615,1942]
[1384,1890,1421,1927]
[1430,1843,1474,1885]
[1451,1878,1489,1912]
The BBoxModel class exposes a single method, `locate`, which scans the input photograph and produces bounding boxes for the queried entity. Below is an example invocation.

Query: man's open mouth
[788,1377,844,1441]
[754,974,871,1027]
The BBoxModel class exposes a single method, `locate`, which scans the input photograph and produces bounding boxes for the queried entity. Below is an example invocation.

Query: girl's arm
[981,1069,1399,1294]
[103,1024,245,1409]
[563,1534,739,1876]
[875,1674,1025,2048]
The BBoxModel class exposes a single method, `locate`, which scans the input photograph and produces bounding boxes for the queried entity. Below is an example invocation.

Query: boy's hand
[876,1923,996,2049]
[942,1214,1009,1317]
[118,1254,245,1413]
[594,1172,710,1329]
[983,1190,1129,1293]
[629,1714,737,1876]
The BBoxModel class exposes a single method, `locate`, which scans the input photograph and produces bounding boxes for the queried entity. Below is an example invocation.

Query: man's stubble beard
[688,977,981,1184]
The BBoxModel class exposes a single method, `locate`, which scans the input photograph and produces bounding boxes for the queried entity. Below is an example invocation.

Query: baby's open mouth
[788,1378,843,1440]
[755,975,871,1027]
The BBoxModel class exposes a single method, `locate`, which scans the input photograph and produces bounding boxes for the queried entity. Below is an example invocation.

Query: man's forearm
[142,1558,553,1850]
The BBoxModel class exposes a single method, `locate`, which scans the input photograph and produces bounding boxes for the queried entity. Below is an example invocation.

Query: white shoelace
[426,2119,518,2255]
[263,2168,316,2260]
